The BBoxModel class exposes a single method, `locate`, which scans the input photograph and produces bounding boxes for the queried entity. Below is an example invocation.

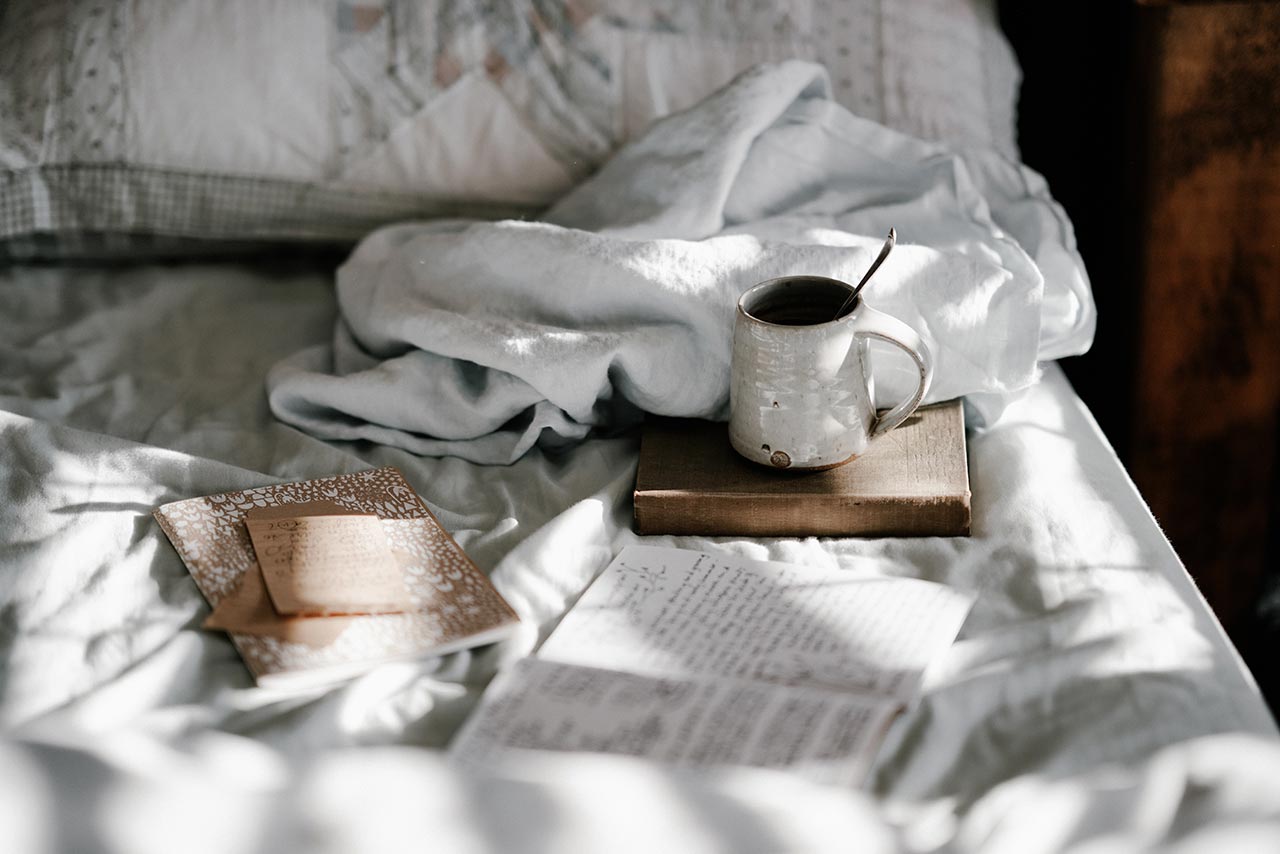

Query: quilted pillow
[0,0,1019,259]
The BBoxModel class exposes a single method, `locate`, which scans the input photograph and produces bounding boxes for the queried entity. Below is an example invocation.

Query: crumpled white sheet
[0,261,1276,852]
[3,733,1280,854]
[267,61,1096,464]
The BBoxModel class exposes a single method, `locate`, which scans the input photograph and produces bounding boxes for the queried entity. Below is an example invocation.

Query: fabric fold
[269,61,1095,464]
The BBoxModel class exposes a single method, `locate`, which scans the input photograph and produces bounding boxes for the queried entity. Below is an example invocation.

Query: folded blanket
[269,61,1094,464]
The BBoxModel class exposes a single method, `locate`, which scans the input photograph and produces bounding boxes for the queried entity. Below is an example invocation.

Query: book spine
[634,492,971,538]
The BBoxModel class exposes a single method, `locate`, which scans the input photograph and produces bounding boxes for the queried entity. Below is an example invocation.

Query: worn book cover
[634,400,970,537]
[154,467,519,688]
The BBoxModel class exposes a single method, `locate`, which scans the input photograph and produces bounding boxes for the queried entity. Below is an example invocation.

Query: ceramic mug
[729,275,933,470]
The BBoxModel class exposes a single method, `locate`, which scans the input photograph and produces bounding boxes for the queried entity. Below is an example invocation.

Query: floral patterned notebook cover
[154,467,519,687]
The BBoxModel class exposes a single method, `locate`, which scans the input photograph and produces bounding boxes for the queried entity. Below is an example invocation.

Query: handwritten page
[202,501,375,641]
[538,545,974,703]
[245,514,410,615]
[450,659,899,787]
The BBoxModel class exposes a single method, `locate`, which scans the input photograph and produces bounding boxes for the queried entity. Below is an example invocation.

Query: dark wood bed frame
[999,0,1280,701]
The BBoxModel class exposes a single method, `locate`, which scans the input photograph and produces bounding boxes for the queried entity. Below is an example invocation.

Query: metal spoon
[833,228,896,320]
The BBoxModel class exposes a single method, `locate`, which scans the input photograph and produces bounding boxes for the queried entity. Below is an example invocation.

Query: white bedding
[2,66,1279,853]
[267,62,1093,463]
[1,259,1277,851]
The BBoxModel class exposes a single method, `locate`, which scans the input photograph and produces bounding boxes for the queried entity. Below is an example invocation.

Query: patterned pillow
[0,0,1019,259]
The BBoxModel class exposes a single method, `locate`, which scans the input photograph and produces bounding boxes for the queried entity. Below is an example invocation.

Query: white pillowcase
[0,0,1020,255]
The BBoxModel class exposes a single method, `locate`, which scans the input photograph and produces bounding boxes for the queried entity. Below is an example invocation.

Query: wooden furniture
[1000,0,1280,662]
[1129,1,1280,643]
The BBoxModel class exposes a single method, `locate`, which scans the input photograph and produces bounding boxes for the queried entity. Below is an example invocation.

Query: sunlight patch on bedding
[0,743,54,854]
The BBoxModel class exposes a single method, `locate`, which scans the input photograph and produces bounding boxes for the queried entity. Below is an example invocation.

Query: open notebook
[155,467,519,689]
[450,545,973,787]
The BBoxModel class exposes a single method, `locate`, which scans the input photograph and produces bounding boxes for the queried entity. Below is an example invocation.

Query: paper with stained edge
[202,499,369,642]
[537,546,974,704]
[246,514,411,616]
[202,563,355,644]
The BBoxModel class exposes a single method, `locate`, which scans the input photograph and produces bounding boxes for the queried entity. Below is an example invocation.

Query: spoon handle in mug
[833,228,896,321]
[851,306,933,438]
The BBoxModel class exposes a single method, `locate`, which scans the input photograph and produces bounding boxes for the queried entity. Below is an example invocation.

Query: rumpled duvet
[268,61,1095,463]
[2,62,1279,854]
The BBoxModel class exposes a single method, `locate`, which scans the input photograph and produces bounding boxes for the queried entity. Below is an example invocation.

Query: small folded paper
[246,513,409,616]
[203,499,413,641]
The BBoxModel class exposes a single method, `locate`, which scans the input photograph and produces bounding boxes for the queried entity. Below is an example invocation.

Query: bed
[3,2,1279,852]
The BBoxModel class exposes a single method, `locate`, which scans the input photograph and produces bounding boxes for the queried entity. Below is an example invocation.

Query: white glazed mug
[729,276,933,470]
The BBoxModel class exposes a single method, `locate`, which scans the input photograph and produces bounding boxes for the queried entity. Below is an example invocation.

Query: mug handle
[850,306,934,438]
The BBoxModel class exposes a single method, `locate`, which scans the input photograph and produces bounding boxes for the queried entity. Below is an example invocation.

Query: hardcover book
[450,545,974,786]
[634,400,970,537]
[154,467,519,688]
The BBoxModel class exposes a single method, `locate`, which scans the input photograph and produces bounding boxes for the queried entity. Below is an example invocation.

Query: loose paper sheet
[202,563,355,645]
[539,545,974,703]
[203,500,375,641]
[450,658,900,787]
[453,545,973,783]
[245,514,411,615]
